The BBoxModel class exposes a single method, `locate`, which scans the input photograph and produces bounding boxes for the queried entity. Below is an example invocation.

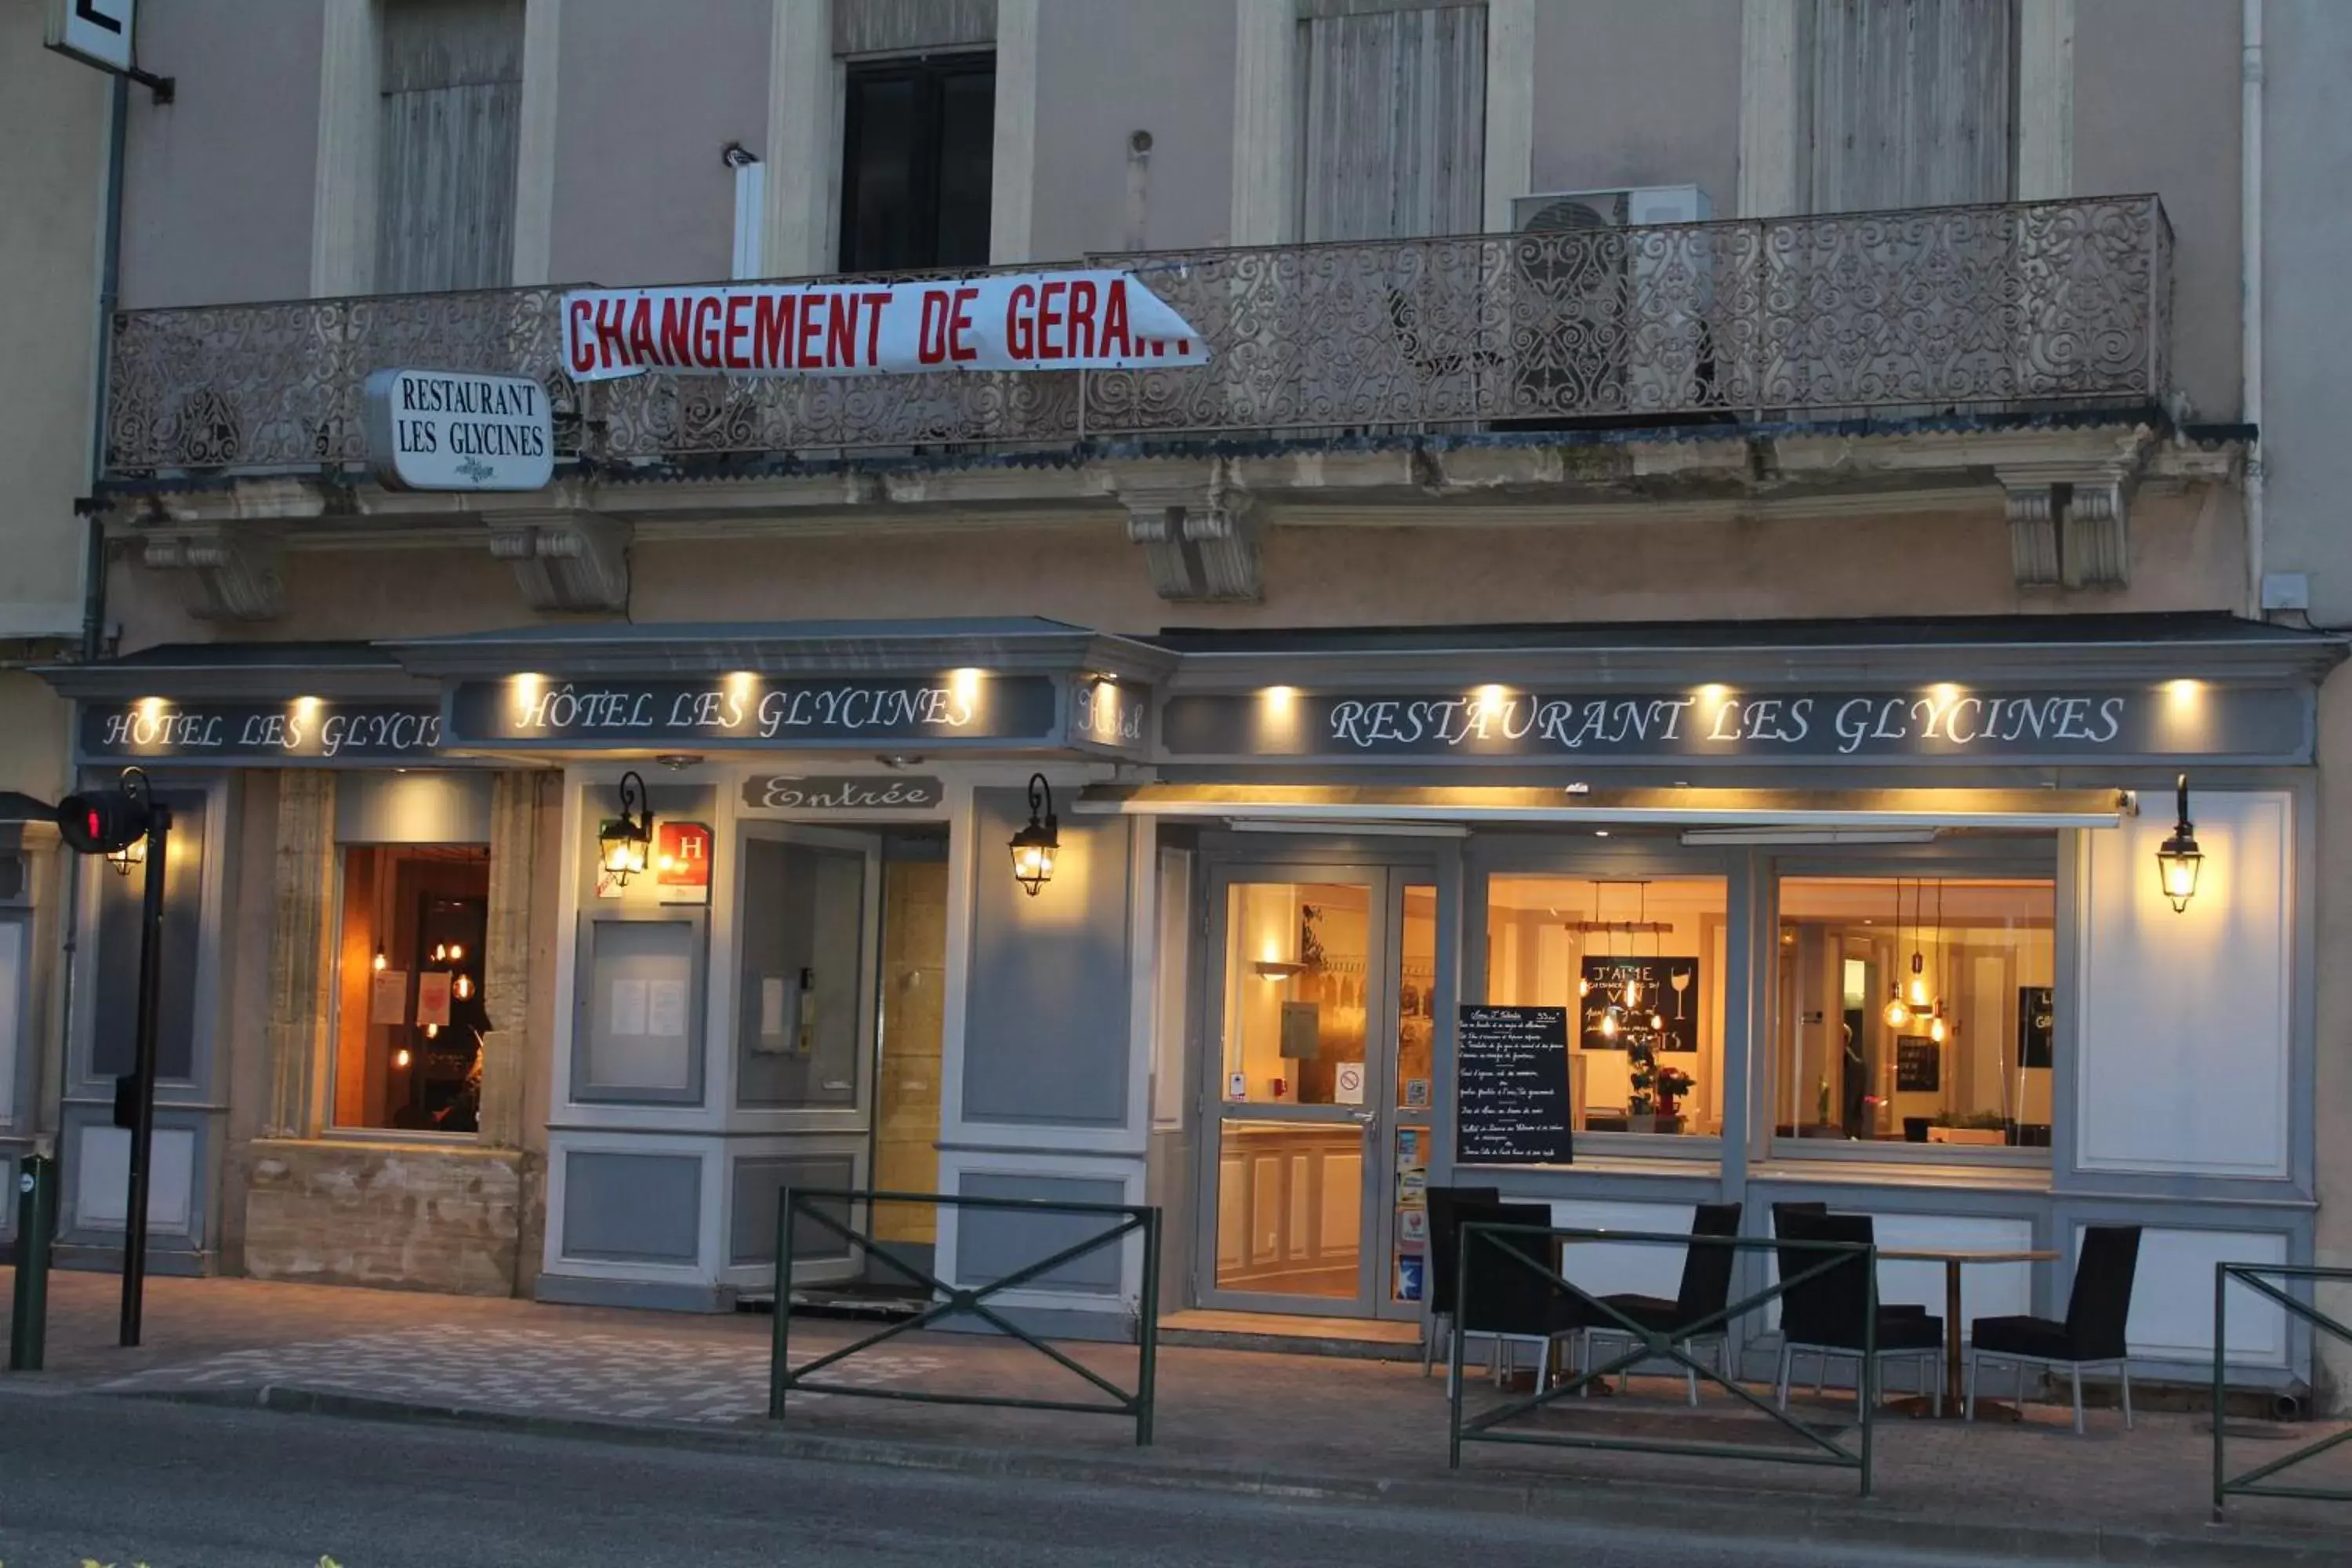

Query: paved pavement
[0,1392,2105,1568]
[6,1268,2352,1563]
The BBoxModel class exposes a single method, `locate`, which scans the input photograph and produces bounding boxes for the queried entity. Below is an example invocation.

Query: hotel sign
[448,675,1059,749]
[364,368,556,492]
[1162,685,2312,764]
[80,699,444,764]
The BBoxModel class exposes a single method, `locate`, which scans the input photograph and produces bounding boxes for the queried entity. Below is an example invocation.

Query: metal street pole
[118,807,169,1348]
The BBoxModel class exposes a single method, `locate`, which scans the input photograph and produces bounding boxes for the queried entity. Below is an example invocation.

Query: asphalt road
[0,1392,2031,1567]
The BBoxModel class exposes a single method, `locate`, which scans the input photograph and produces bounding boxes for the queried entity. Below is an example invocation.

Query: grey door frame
[1193,843,1437,1320]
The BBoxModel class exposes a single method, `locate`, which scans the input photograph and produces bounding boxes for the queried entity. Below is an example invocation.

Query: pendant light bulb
[1577,975,1591,999]
[1623,976,1642,1008]
[1929,1014,1947,1044]
[1908,973,1932,1008]
[1883,989,1911,1029]
[1599,1007,1619,1040]
[1649,1010,1664,1032]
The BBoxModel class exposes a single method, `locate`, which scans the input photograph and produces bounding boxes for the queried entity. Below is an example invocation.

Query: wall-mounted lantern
[107,834,147,877]
[1008,773,1059,897]
[2154,773,2203,914]
[598,770,654,885]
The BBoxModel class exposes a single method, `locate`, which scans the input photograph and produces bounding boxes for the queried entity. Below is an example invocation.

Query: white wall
[2075,793,2293,1179]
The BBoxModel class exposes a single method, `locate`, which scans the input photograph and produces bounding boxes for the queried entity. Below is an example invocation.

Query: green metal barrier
[769,1188,1160,1446]
[2212,1261,2352,1517]
[1449,1222,1881,1497]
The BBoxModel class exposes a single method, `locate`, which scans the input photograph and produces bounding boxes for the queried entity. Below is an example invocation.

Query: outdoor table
[1878,1247,2060,1418]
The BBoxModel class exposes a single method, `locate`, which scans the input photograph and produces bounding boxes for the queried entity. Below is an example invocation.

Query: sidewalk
[7,1268,2350,1563]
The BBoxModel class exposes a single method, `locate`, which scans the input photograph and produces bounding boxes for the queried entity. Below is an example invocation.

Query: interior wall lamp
[1008,773,1059,896]
[2155,773,2203,913]
[598,770,654,885]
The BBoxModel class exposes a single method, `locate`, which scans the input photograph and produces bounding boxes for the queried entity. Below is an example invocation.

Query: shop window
[1772,876,2055,1156]
[1483,876,1730,1138]
[333,845,491,1134]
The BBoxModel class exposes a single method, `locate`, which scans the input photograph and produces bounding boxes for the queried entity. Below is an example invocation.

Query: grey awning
[1073,782,2134,830]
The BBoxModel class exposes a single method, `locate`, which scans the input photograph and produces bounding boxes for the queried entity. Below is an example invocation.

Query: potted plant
[1926,1110,2010,1147]
[1625,1041,1691,1134]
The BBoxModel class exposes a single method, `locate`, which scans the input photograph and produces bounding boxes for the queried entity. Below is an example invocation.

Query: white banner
[561,270,1208,382]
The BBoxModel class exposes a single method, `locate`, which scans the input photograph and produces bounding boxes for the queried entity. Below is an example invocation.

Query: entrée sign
[561,270,1209,381]
[448,676,1059,747]
[742,775,945,811]
[1163,684,2308,762]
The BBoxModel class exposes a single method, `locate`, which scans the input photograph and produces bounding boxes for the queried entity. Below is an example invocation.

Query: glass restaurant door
[1199,866,1438,1319]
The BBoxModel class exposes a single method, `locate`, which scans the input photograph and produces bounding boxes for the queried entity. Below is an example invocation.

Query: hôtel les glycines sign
[81,699,443,763]
[561,270,1207,380]
[1161,684,2310,764]
[448,674,1061,748]
[364,368,555,492]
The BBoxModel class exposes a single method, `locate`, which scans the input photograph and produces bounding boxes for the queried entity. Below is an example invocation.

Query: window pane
[1485,876,1728,1137]
[841,73,921,270]
[1772,876,2055,1152]
[932,64,996,267]
[332,844,491,1134]
[1221,881,1372,1106]
[735,839,866,1109]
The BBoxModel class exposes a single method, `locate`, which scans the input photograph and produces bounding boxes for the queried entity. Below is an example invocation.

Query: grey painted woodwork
[1301,3,1486,241]
[833,0,996,56]
[377,0,524,293]
[1809,0,2016,212]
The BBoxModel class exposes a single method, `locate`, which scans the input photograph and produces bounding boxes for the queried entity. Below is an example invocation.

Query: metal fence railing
[102,195,2171,477]
[2212,1262,2352,1517]
[768,1187,1161,1446]
[1450,1223,1882,1497]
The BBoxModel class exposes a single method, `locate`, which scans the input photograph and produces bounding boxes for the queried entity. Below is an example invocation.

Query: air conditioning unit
[1506,185,1715,419]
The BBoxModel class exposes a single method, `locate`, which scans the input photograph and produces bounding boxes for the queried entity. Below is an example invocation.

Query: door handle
[1349,1109,1376,1124]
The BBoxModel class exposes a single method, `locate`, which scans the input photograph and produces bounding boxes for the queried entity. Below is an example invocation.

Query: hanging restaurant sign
[561,270,1208,381]
[1161,684,2312,764]
[448,674,1060,748]
[79,699,444,764]
[363,368,556,492]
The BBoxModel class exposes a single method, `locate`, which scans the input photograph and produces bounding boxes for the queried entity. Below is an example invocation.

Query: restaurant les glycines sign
[364,368,554,492]
[1160,684,2311,764]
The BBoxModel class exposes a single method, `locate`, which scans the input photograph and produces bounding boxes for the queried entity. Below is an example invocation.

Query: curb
[111,1385,2342,1567]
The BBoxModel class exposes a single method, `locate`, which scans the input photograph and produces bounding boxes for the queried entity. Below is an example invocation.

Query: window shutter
[1809,0,2016,212]
[377,0,525,293]
[1300,3,1487,242]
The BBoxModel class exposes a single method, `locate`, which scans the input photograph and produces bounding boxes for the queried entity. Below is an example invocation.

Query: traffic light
[56,786,154,856]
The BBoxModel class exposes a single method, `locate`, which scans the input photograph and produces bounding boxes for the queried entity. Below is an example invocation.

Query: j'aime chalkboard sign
[1456,1005,1572,1165]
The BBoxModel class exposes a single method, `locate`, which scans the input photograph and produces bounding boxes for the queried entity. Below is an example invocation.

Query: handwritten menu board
[1456,1005,1572,1165]
[1580,957,1700,1052]
[1895,1035,1941,1092]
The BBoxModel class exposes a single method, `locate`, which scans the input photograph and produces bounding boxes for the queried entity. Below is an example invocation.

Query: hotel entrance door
[1197,865,1438,1319]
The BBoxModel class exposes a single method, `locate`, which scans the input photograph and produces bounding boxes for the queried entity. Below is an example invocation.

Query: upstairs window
[377,0,524,292]
[838,55,996,272]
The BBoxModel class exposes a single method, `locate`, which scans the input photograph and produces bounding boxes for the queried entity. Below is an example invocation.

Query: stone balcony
[98,195,2215,616]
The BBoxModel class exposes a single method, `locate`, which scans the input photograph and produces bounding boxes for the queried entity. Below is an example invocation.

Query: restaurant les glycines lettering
[363,368,557,492]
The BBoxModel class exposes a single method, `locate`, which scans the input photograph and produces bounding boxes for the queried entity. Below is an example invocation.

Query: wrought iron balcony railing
[102,194,2171,479]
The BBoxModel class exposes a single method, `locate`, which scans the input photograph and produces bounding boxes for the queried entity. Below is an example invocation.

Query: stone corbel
[141,523,286,622]
[1997,463,2139,591]
[486,510,630,612]
[1109,461,1261,602]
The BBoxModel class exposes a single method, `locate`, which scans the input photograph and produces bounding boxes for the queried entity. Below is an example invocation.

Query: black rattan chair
[1577,1202,1743,1405]
[1421,1185,1500,1378]
[1967,1225,2141,1433]
[1773,1210,1944,1416]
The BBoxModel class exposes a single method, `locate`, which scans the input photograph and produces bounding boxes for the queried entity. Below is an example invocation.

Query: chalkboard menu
[1580,957,1700,1052]
[1896,1035,1941,1092]
[1456,1005,1573,1165]
[2017,986,2054,1069]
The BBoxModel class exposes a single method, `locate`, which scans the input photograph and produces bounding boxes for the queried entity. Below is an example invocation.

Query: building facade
[0,3,110,1249]
[20,0,2348,1403]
